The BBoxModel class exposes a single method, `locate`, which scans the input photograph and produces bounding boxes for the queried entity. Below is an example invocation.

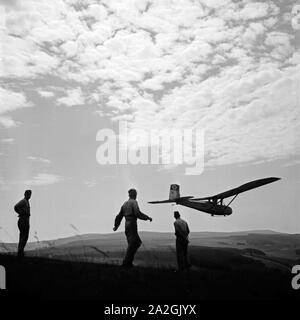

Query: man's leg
[176,240,180,269]
[123,234,133,266]
[17,218,25,257]
[17,218,29,257]
[183,241,190,269]
[123,221,141,266]
[23,219,30,249]
[176,238,185,270]
[131,233,142,262]
[125,235,141,265]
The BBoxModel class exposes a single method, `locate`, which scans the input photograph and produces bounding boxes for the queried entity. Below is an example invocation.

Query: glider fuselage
[177,199,233,216]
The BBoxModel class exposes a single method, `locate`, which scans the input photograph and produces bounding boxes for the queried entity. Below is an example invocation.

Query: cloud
[0,173,64,190]
[238,2,270,20]
[0,87,30,114]
[0,87,31,127]
[0,0,298,169]
[284,158,300,167]
[0,116,16,128]
[1,138,14,143]
[265,32,293,59]
[37,90,55,98]
[84,180,97,188]
[24,173,63,186]
[0,0,20,9]
[57,87,84,106]
[27,156,51,164]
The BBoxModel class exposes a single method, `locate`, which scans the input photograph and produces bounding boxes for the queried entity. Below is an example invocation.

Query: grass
[0,249,299,300]
[1,231,299,300]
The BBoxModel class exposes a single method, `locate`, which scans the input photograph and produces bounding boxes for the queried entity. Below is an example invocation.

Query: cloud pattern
[0,0,299,167]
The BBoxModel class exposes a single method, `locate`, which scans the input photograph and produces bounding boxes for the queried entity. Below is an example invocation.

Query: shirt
[114,198,149,229]
[174,218,190,241]
[14,199,30,217]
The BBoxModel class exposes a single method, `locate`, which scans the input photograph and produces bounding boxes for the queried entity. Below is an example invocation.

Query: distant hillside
[0,229,288,248]
[1,231,300,261]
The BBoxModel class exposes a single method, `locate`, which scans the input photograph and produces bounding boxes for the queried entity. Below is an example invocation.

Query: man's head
[174,211,180,219]
[24,190,32,200]
[128,188,137,199]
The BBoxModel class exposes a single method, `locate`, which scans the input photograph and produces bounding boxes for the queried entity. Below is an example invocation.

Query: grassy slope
[1,232,300,300]
[0,246,299,300]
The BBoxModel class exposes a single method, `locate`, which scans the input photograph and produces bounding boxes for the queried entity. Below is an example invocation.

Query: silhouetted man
[113,188,152,267]
[174,211,190,271]
[14,190,32,258]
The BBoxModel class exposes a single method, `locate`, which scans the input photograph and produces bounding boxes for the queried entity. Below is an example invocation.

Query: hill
[0,249,298,300]
[1,230,299,299]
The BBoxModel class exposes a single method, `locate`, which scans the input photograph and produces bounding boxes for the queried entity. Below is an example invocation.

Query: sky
[0,0,299,243]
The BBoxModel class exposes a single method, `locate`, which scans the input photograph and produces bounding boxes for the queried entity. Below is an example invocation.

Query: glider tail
[148,184,193,204]
[169,184,180,200]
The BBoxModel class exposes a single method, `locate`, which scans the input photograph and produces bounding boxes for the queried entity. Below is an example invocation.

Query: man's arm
[133,201,152,221]
[174,221,181,237]
[113,207,124,231]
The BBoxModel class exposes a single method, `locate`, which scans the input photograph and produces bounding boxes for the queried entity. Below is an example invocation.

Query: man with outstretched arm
[113,188,152,268]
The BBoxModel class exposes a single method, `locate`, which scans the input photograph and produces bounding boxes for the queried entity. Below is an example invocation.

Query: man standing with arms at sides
[174,211,190,271]
[14,190,32,258]
[113,188,152,268]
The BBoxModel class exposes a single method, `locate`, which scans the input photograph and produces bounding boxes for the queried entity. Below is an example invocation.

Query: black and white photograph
[0,0,300,307]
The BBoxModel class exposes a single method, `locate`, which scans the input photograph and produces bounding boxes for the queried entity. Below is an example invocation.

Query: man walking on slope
[113,188,152,268]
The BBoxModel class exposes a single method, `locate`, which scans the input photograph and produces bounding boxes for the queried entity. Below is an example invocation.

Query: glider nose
[225,206,232,216]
